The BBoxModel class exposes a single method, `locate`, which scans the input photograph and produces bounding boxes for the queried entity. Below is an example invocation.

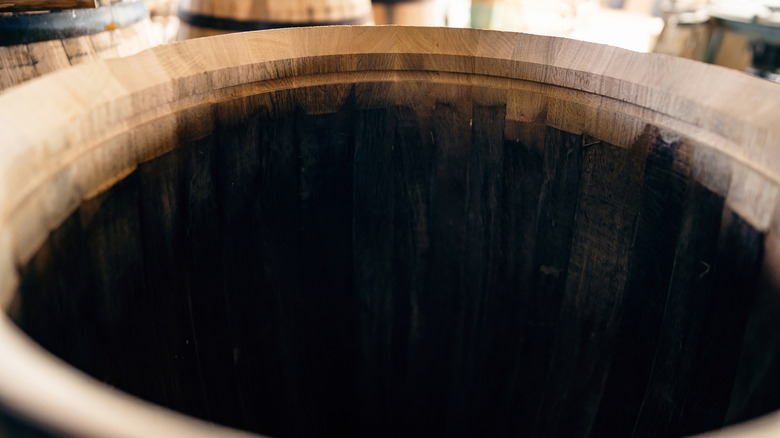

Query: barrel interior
[6,76,780,437]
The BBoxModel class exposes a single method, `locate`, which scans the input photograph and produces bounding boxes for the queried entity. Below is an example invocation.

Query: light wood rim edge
[0,26,778,438]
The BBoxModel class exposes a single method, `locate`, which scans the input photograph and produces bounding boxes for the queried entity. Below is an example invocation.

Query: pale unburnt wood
[0,0,96,11]
[0,26,779,438]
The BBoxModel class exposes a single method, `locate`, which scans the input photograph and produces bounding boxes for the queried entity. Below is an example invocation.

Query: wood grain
[0,26,778,438]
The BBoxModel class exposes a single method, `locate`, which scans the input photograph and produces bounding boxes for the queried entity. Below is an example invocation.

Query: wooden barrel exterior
[1,26,780,438]
[177,0,373,40]
[653,11,713,61]
[372,0,443,25]
[0,0,158,92]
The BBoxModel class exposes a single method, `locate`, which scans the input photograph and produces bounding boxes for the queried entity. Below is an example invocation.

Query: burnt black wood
[591,128,693,437]
[10,83,776,438]
[726,240,780,427]
[295,106,358,436]
[444,104,504,436]
[499,123,584,437]
[628,180,729,437]
[353,106,397,436]
[533,137,647,437]
[674,210,763,435]
[135,139,214,421]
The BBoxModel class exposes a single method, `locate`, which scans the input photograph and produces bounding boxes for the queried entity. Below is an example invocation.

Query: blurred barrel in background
[470,0,504,29]
[607,0,662,16]
[653,4,712,60]
[706,3,780,79]
[177,0,374,40]
[372,0,444,26]
[654,1,780,80]
[0,0,158,92]
[145,0,180,43]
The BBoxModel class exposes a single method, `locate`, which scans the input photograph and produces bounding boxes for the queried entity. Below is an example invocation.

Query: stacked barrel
[372,0,444,25]
[0,0,158,92]
[177,0,374,40]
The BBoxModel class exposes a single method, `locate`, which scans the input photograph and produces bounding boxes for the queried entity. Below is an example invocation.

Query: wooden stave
[0,26,778,437]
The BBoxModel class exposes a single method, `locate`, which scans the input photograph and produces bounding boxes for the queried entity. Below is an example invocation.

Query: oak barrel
[1,26,780,438]
[177,0,373,40]
[372,0,444,25]
[0,0,158,92]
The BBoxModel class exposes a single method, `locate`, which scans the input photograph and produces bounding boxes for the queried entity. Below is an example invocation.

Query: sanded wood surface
[0,0,96,12]
[0,26,779,438]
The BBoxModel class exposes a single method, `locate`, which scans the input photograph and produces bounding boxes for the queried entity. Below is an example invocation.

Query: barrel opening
[6,75,779,438]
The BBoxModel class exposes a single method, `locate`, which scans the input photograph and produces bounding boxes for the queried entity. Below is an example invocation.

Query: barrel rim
[0,0,148,46]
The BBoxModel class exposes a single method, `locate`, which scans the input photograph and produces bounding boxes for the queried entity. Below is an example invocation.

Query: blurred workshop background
[461,0,780,81]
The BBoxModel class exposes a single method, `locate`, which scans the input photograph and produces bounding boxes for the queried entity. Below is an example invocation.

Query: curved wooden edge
[0,25,779,436]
